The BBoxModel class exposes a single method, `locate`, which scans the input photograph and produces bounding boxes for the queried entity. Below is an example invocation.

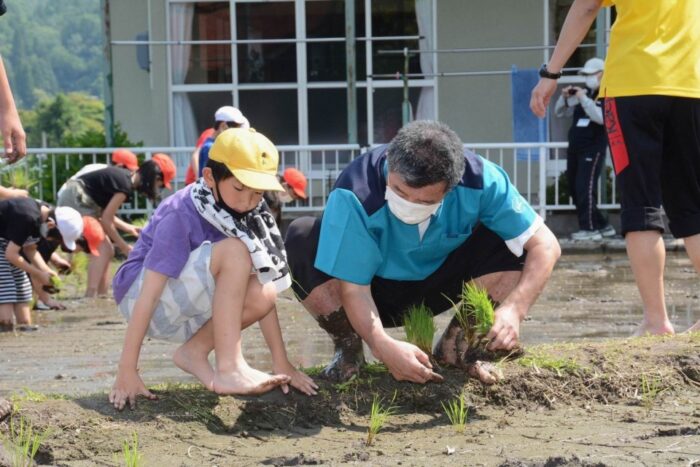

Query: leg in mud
[302,279,366,382]
[434,270,521,385]
[0,397,11,421]
[0,303,14,332]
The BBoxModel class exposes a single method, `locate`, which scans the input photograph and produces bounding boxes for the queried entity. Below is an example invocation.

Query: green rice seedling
[131,217,149,229]
[71,252,89,279]
[121,432,142,467]
[459,281,494,337]
[366,392,398,446]
[640,373,665,410]
[441,393,468,433]
[2,167,37,191]
[362,362,388,375]
[403,303,436,355]
[8,414,46,467]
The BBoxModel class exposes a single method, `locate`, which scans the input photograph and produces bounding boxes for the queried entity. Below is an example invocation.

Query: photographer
[554,57,614,241]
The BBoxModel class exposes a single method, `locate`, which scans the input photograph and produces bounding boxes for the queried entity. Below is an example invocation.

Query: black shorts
[604,95,700,237]
[285,216,526,328]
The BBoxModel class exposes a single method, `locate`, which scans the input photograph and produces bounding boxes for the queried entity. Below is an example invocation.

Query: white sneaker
[571,229,603,241]
[598,225,616,238]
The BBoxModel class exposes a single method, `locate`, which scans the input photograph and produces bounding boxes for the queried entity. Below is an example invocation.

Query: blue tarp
[511,66,547,160]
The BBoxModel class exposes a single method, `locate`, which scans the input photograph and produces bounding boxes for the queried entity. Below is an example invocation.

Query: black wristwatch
[539,64,562,80]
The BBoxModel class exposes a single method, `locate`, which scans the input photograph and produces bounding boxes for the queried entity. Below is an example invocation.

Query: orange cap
[283,168,308,199]
[111,149,139,171]
[152,153,176,190]
[82,216,105,256]
[196,128,215,148]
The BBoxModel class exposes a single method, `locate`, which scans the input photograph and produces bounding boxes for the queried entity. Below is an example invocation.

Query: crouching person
[110,128,317,410]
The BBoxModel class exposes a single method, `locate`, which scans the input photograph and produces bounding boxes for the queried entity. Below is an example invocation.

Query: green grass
[366,392,398,446]
[6,414,46,467]
[362,362,388,375]
[640,373,665,410]
[403,303,436,354]
[121,432,142,467]
[441,393,468,433]
[517,351,581,376]
[459,282,495,336]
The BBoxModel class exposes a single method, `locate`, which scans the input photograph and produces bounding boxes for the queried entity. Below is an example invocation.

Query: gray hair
[386,120,465,191]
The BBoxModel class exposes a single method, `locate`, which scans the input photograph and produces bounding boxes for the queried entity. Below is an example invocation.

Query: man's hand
[109,367,157,410]
[486,304,522,351]
[530,78,559,118]
[0,107,26,162]
[375,337,443,384]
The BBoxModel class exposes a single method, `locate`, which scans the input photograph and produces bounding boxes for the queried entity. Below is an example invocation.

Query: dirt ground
[2,335,699,466]
[1,252,700,466]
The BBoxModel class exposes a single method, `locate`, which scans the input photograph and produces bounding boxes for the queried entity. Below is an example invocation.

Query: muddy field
[1,252,700,466]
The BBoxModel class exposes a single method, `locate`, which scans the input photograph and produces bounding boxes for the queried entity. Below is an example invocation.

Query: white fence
[3,143,619,220]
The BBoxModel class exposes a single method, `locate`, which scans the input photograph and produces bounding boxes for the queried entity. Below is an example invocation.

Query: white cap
[580,57,605,75]
[214,106,250,128]
[55,206,83,251]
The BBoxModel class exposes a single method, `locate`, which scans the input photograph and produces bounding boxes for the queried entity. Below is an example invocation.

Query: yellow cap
[209,128,284,192]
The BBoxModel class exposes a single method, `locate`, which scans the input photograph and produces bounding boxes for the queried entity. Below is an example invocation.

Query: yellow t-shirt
[600,0,700,98]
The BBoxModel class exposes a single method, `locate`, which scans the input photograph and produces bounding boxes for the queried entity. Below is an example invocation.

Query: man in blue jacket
[286,121,560,384]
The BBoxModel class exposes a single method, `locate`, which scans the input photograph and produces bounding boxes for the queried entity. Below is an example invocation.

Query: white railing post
[538,144,547,221]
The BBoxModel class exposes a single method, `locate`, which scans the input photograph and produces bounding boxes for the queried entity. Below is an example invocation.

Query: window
[168,0,436,147]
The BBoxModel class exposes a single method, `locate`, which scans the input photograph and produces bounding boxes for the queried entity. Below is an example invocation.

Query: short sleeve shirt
[78,167,133,208]
[0,198,42,246]
[112,185,226,303]
[314,146,541,285]
[600,0,700,98]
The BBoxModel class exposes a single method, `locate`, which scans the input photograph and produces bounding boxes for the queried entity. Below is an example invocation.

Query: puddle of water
[1,252,698,395]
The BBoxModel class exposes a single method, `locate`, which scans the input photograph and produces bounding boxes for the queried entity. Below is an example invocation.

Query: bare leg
[87,237,113,298]
[626,231,674,336]
[302,279,366,381]
[173,273,282,390]
[207,238,289,395]
[0,303,14,331]
[682,233,700,333]
[13,302,31,325]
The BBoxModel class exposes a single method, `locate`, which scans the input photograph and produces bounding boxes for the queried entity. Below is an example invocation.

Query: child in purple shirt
[110,129,317,410]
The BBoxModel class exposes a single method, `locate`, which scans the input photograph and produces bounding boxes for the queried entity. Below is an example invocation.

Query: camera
[568,88,577,96]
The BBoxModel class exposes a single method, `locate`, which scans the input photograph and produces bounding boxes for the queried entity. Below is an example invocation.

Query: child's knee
[210,238,252,274]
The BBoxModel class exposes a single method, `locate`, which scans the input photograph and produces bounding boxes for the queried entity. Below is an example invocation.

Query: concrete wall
[109,0,170,146]
[436,0,545,144]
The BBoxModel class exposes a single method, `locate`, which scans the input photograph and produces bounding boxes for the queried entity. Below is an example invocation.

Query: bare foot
[685,320,700,333]
[0,397,11,421]
[212,365,290,396]
[632,319,674,337]
[466,360,502,385]
[173,345,215,391]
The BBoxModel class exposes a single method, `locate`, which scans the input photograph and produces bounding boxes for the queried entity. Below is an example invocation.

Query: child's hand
[273,361,318,396]
[109,368,157,410]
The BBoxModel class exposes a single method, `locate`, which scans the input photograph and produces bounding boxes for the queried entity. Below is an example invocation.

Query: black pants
[605,95,700,237]
[566,149,608,231]
[285,216,525,328]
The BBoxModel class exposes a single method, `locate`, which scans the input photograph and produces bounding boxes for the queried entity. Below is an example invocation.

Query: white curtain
[415,0,435,121]
[170,4,198,146]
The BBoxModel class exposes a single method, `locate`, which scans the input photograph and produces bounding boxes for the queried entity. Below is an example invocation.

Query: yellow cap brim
[233,169,285,192]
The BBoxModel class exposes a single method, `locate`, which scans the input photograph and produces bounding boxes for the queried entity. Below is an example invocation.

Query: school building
[104,0,611,149]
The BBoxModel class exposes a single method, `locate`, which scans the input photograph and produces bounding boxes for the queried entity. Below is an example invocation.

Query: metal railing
[1,143,618,220]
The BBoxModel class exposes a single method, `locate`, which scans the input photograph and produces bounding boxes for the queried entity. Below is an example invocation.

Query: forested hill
[0,0,103,109]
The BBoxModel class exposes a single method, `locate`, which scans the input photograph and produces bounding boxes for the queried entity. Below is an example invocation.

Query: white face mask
[585,75,599,90]
[278,191,294,204]
[384,185,441,225]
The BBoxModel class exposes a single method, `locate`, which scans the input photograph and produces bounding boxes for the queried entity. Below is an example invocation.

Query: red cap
[196,128,215,148]
[111,149,139,171]
[283,168,307,200]
[152,153,176,190]
[82,216,104,256]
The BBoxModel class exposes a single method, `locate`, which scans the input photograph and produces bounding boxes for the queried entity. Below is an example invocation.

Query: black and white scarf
[190,179,292,293]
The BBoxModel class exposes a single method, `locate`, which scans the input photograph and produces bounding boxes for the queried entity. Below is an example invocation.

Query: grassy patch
[640,373,666,410]
[301,365,325,377]
[403,304,436,355]
[366,392,398,446]
[362,362,388,376]
[518,351,582,376]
